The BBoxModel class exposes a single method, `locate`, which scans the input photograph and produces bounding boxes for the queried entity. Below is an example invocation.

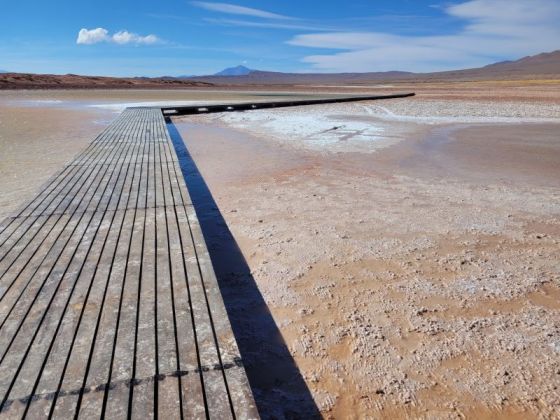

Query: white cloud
[288,0,560,72]
[204,18,329,31]
[112,31,159,45]
[76,28,160,45]
[191,1,291,20]
[77,28,109,45]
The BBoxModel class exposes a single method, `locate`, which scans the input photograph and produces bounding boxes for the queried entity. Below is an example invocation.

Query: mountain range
[0,73,213,90]
[189,50,560,85]
[0,50,558,89]
[214,65,254,76]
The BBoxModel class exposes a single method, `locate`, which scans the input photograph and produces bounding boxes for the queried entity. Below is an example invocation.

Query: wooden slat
[0,107,258,419]
[130,136,157,418]
[0,134,134,341]
[77,121,147,419]
[153,120,182,418]
[0,159,112,279]
[0,122,140,419]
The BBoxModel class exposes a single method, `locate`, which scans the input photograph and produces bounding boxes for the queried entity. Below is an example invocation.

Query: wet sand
[1,85,560,418]
[0,105,113,220]
[371,122,560,189]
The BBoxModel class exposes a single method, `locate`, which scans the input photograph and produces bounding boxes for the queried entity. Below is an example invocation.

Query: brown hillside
[0,73,213,90]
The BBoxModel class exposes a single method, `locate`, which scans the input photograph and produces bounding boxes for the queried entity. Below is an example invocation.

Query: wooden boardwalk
[0,108,258,419]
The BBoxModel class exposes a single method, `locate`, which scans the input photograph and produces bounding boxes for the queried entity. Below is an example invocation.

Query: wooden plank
[77,113,147,419]
[0,160,107,267]
[47,115,143,418]
[0,209,105,412]
[0,120,138,417]
[159,124,192,207]
[0,135,132,328]
[0,213,87,359]
[0,160,108,273]
[2,109,134,223]
[102,207,142,418]
[0,107,258,419]
[185,203,258,419]
[155,116,206,417]
[175,203,233,419]
[72,204,130,418]
[129,216,156,417]
[100,112,150,416]
[0,132,132,275]
[164,120,256,417]
[0,134,138,417]
[165,198,206,419]
[153,125,181,418]
[6,208,115,419]
[131,136,157,418]
[0,165,80,227]
[103,129,150,419]
[0,116,124,235]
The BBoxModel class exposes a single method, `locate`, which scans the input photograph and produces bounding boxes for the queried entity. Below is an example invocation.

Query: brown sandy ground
[174,87,560,418]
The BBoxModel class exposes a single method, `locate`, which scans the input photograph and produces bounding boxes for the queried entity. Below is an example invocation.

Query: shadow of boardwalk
[167,121,321,419]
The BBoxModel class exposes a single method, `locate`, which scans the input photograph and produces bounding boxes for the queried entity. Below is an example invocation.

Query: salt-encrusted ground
[177,88,560,418]
[1,85,559,418]
[208,98,560,153]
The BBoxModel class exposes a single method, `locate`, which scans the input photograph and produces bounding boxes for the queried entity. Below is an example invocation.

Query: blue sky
[1,0,559,76]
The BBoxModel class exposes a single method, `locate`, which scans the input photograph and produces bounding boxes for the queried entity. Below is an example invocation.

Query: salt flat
[174,81,560,418]
[1,82,560,418]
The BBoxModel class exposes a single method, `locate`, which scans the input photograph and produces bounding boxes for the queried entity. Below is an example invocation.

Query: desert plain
[0,80,559,418]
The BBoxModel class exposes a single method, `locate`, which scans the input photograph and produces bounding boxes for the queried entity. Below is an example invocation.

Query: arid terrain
[0,73,213,90]
[2,50,559,90]
[1,80,559,418]
[188,50,560,85]
[173,81,560,418]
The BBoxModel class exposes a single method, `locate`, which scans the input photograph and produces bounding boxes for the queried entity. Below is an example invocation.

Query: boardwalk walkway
[0,108,257,419]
